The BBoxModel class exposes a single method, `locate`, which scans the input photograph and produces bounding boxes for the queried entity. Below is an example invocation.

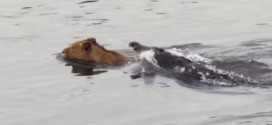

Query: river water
[1,0,272,125]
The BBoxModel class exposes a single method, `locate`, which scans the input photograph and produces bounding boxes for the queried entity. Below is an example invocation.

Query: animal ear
[82,42,92,52]
[86,38,96,44]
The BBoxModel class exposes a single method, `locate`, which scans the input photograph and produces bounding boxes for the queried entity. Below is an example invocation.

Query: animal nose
[62,48,67,54]
[129,41,140,48]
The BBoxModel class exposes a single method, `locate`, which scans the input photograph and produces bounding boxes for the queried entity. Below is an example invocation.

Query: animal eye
[84,45,90,51]
[83,43,92,52]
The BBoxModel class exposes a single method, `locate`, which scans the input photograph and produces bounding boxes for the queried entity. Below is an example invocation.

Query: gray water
[1,0,272,125]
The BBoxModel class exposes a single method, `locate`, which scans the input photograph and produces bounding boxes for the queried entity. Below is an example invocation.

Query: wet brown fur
[63,37,130,65]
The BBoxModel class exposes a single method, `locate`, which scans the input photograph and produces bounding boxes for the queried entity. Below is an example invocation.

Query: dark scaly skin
[129,42,261,87]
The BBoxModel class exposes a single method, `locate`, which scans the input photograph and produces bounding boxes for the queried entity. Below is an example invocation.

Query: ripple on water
[77,0,99,4]
[21,7,32,9]
[204,111,272,125]
[240,39,272,47]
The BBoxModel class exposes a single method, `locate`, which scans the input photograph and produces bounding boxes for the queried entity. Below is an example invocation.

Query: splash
[166,48,212,64]
[139,48,211,66]
[137,48,260,87]
[139,50,160,68]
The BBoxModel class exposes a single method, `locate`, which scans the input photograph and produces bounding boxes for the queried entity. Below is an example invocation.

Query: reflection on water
[1,0,272,124]
[68,64,107,76]
[57,53,108,76]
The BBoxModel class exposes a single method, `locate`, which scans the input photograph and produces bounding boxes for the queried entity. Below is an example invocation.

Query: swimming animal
[129,42,261,87]
[62,37,131,65]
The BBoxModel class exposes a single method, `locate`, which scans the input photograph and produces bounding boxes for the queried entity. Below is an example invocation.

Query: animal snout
[62,48,68,54]
[129,41,151,52]
[129,41,140,48]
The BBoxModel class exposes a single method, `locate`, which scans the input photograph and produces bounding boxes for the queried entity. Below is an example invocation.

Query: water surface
[1,0,272,125]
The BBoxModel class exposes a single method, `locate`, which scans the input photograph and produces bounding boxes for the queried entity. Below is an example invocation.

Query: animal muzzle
[129,41,150,52]
[62,48,69,57]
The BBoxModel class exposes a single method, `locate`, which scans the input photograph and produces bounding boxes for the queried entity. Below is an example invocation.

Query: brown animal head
[63,38,129,65]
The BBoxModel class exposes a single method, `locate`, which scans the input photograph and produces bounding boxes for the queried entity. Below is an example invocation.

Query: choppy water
[1,0,272,125]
